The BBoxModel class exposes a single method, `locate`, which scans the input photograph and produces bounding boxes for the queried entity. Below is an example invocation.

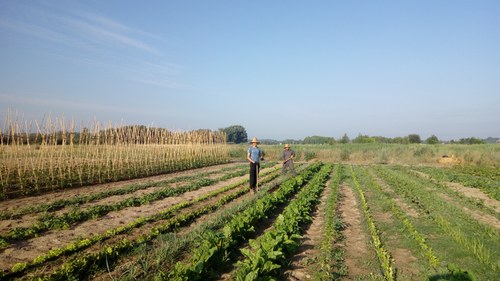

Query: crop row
[316,164,346,279]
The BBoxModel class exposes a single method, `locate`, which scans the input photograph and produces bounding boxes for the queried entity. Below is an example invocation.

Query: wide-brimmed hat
[284,144,290,148]
[250,137,260,143]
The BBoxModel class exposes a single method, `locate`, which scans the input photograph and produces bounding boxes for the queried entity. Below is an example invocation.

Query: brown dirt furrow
[410,169,500,213]
[445,182,500,213]
[436,193,500,230]
[389,246,420,279]
[338,183,375,280]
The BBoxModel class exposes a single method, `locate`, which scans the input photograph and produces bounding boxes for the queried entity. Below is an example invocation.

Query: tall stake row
[0,113,229,198]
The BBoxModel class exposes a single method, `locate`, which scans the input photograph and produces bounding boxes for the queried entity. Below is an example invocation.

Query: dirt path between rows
[436,193,500,230]
[410,169,500,213]
[445,182,500,213]
[338,183,375,280]
[283,180,331,280]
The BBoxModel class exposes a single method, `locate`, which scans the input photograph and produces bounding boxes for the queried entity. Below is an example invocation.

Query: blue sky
[1,0,499,141]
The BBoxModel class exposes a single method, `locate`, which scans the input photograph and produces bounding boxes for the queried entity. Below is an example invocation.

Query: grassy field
[229,143,500,167]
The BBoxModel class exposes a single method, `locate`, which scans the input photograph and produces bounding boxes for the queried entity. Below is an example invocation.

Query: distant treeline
[3,119,496,146]
[259,134,495,145]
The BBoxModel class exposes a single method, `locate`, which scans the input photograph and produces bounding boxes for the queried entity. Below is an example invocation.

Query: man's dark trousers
[249,162,260,190]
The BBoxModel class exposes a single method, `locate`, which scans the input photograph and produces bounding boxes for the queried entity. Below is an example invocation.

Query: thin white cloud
[113,57,184,78]
[131,78,194,90]
[44,50,189,90]
[59,16,161,55]
[78,12,163,41]
[79,13,136,33]
[0,18,78,46]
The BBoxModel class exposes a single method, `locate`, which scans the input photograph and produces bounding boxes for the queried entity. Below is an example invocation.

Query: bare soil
[445,182,500,213]
[338,183,377,280]
[410,169,500,213]
[436,192,500,230]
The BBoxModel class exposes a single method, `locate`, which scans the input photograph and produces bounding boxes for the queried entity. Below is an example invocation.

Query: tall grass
[0,112,229,198]
[228,143,499,166]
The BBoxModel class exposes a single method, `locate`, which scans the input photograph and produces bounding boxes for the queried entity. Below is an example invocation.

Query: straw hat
[284,144,290,148]
[250,137,260,144]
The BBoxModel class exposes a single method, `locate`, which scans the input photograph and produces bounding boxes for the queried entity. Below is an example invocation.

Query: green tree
[303,135,335,144]
[340,133,350,144]
[426,135,440,144]
[353,134,376,143]
[221,125,247,144]
[408,134,422,144]
[458,137,485,144]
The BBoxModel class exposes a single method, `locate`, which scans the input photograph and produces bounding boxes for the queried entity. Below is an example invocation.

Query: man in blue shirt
[247,137,263,194]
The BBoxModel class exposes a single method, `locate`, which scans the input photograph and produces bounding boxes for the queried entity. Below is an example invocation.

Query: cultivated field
[0,157,498,280]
